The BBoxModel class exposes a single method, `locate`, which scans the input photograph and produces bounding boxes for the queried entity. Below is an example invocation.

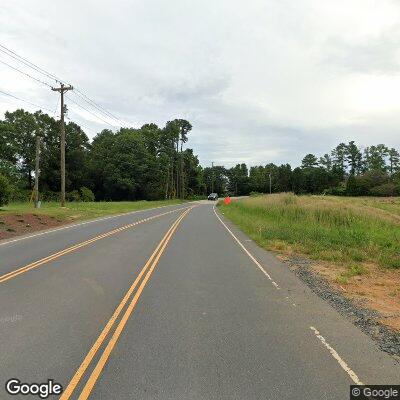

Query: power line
[53,95,60,118]
[73,89,125,125]
[66,95,119,128]
[0,88,94,134]
[0,43,127,129]
[65,116,96,132]
[0,89,53,113]
[0,58,52,88]
[0,43,125,126]
[0,43,66,84]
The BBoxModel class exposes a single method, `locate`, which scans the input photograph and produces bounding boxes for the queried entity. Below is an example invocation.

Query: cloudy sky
[1,0,400,167]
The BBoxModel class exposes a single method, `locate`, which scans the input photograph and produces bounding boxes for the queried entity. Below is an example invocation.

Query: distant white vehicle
[207,193,218,200]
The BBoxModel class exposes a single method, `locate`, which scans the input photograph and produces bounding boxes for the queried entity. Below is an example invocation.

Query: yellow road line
[78,208,190,399]
[0,207,189,284]
[60,207,191,400]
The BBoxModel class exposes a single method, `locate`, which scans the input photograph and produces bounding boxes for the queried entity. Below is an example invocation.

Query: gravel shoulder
[280,254,400,360]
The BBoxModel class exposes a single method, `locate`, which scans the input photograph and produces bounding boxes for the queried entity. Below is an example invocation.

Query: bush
[369,183,398,197]
[249,191,263,197]
[41,191,60,202]
[66,190,81,202]
[9,187,31,202]
[80,186,95,202]
[0,173,11,206]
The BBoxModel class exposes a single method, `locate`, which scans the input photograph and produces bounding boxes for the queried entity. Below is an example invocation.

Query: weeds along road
[0,201,398,399]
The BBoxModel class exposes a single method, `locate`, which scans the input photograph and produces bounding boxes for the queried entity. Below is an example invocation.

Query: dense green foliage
[0,109,399,200]
[219,194,400,269]
[0,110,204,201]
[222,141,400,196]
[0,173,11,206]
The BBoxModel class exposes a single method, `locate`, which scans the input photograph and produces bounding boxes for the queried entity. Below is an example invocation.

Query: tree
[363,145,389,172]
[276,164,292,192]
[3,109,38,189]
[228,164,249,195]
[331,143,347,180]
[0,173,11,206]
[345,141,362,175]
[203,166,227,195]
[301,154,318,169]
[319,154,332,171]
[388,148,400,176]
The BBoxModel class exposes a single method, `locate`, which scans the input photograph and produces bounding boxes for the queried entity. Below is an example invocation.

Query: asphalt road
[0,201,398,399]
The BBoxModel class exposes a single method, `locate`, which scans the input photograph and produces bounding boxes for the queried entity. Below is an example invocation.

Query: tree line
[211,142,400,197]
[0,108,399,204]
[0,109,206,203]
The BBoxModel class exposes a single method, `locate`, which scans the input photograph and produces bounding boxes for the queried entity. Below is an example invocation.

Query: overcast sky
[1,0,400,167]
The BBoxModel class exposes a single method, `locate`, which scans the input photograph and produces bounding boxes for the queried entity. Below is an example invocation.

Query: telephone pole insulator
[52,84,73,207]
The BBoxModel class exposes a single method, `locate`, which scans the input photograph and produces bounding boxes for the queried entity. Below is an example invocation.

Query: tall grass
[0,199,184,221]
[218,194,400,269]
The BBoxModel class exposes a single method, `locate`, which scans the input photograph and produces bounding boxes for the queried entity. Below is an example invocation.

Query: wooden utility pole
[211,161,214,193]
[34,134,41,208]
[269,172,272,194]
[180,139,184,199]
[52,83,73,207]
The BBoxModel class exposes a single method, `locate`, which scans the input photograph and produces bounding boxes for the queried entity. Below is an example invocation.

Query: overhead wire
[0,59,53,88]
[0,89,94,134]
[0,89,54,113]
[0,44,65,84]
[0,43,125,126]
[66,95,119,128]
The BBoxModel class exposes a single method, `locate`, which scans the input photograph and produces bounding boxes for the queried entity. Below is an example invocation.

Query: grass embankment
[219,194,400,329]
[0,199,185,240]
[219,194,400,269]
[1,199,185,221]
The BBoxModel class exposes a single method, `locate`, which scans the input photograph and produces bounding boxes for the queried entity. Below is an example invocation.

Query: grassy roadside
[0,199,186,241]
[0,199,185,221]
[218,194,400,330]
[219,194,400,269]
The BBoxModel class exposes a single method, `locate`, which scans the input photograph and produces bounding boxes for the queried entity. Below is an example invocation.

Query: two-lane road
[0,202,398,399]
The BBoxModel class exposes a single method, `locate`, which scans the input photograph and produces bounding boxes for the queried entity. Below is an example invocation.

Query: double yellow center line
[0,206,189,284]
[61,207,192,399]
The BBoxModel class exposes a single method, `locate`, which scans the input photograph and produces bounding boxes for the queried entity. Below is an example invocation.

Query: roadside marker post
[224,197,231,205]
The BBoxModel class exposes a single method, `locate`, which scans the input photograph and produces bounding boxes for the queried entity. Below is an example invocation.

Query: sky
[1,0,400,168]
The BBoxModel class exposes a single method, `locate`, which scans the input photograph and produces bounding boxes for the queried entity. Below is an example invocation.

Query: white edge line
[213,205,364,386]
[0,202,193,247]
[310,326,364,385]
[213,205,280,289]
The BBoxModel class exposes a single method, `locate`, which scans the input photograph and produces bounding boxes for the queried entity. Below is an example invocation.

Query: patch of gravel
[283,255,400,360]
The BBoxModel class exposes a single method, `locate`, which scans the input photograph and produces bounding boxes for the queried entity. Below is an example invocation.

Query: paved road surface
[0,202,398,399]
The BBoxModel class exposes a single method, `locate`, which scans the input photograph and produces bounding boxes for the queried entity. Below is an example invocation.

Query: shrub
[80,186,95,202]
[369,183,397,197]
[41,191,60,202]
[9,187,31,202]
[0,173,11,206]
[66,190,81,202]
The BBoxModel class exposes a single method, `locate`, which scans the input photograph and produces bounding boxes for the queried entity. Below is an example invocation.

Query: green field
[218,194,400,269]
[0,199,185,222]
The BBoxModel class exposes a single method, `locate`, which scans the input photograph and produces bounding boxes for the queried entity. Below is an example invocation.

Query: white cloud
[1,0,400,167]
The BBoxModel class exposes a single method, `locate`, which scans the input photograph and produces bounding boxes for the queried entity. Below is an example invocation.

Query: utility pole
[211,161,214,193]
[34,134,41,208]
[180,139,184,199]
[269,172,272,194]
[52,83,73,207]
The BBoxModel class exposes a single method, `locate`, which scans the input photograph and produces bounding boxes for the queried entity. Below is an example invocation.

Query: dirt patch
[0,214,68,240]
[277,254,400,359]
[312,262,400,332]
